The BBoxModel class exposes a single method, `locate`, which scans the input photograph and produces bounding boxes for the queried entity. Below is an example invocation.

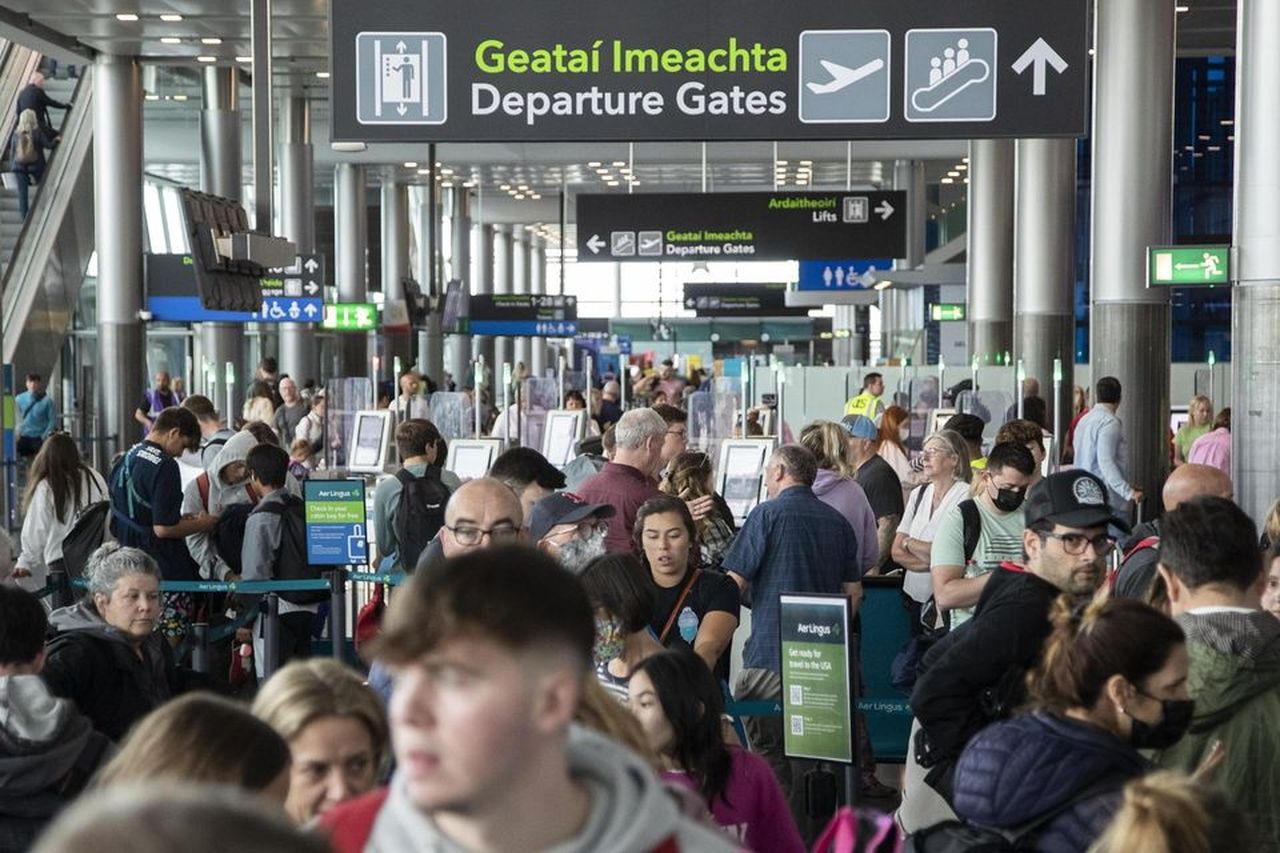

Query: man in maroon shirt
[576,408,666,553]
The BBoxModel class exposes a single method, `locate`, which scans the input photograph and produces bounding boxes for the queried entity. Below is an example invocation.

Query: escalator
[0,62,94,380]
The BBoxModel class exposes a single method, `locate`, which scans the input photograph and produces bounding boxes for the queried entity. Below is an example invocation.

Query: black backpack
[252,494,328,605]
[59,501,110,583]
[391,467,450,570]
[212,503,257,577]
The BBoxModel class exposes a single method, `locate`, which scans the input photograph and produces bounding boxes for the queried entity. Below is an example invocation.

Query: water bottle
[677,607,699,643]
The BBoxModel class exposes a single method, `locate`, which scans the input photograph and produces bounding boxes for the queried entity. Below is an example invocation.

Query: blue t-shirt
[721,485,861,674]
[109,440,198,580]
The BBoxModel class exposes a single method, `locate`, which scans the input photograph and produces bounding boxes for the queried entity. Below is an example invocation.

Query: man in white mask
[528,493,615,573]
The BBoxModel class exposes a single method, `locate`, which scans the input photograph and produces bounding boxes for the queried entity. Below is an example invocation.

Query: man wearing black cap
[897,470,1129,832]
[527,492,615,572]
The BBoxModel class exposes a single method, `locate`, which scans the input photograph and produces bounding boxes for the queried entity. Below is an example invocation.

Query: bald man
[413,477,525,572]
[1112,463,1233,600]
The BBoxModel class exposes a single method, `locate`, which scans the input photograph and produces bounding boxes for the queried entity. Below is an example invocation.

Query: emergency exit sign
[1148,245,1230,287]
[930,303,966,321]
[323,302,379,331]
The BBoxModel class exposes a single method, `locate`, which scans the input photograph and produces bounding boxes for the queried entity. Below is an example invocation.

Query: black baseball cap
[528,492,616,543]
[1023,471,1131,533]
[943,413,986,443]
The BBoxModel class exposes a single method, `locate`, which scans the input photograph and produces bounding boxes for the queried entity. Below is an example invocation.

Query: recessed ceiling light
[441,180,454,187]
[115,13,139,21]
[776,160,788,166]
[417,168,430,175]
[236,56,252,63]
[144,93,160,100]
[530,193,541,199]
[1175,4,1189,11]
[800,159,813,166]
[612,160,626,167]
[161,36,182,44]
[197,55,216,63]
[160,13,182,21]
[517,184,528,191]
[499,184,511,190]
[513,193,525,199]
[403,161,418,168]
[201,37,222,44]
[587,161,601,168]
[1207,145,1221,152]
[1197,134,1210,141]
[956,163,968,170]
[1220,119,1234,126]
[941,177,954,184]
[172,94,188,101]
[315,71,330,79]
[947,170,960,177]
[440,167,453,175]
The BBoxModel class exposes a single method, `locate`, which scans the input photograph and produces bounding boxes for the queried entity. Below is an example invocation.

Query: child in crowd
[288,438,312,480]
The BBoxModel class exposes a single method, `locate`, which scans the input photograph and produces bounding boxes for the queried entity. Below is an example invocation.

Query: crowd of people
[0,357,1276,853]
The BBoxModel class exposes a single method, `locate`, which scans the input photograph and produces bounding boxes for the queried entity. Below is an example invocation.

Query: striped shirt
[931,497,1027,627]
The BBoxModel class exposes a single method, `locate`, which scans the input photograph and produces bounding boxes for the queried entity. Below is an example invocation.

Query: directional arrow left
[1012,38,1069,97]
[586,234,605,254]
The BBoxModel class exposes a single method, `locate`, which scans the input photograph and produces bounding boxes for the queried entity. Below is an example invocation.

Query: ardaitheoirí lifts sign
[329,0,1088,142]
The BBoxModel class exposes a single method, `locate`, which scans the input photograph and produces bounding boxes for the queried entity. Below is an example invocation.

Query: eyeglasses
[446,524,521,547]
[1042,532,1116,556]
[667,429,688,439]
[545,519,606,542]
[921,449,954,460]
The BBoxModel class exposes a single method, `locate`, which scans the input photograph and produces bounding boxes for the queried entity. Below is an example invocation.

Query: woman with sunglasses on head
[634,496,739,684]
[660,450,736,569]
[941,597,1195,853]
[629,649,804,853]
[10,432,106,593]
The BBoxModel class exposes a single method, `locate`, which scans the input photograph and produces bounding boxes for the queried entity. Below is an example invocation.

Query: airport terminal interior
[0,0,1279,851]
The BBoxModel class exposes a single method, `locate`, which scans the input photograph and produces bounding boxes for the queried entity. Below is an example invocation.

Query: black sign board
[577,191,905,262]
[683,282,806,317]
[470,293,579,322]
[330,0,1088,142]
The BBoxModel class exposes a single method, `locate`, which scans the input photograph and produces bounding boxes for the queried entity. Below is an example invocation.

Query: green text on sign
[930,303,966,322]
[323,302,380,331]
[1147,245,1230,286]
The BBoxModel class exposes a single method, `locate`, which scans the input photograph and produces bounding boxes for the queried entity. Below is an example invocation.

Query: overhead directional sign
[578,192,905,262]
[682,282,807,317]
[323,302,380,331]
[272,253,327,298]
[330,0,1089,142]
[1147,245,1231,287]
[796,258,893,291]
[146,253,328,324]
[469,294,579,336]
[262,296,325,323]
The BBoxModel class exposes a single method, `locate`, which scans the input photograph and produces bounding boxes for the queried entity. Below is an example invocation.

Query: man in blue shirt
[722,443,862,807]
[15,373,55,458]
[1072,376,1144,515]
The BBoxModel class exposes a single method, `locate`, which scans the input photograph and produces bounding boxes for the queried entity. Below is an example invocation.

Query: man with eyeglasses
[411,478,525,574]
[898,470,1128,833]
[652,404,689,476]
[527,492,615,573]
[931,442,1038,628]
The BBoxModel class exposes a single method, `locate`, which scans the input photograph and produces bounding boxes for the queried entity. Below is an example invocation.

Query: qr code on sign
[790,715,804,736]
[790,685,803,706]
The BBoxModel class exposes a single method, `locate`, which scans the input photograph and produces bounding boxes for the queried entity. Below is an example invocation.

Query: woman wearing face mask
[579,553,664,702]
[945,597,1193,853]
[877,405,915,494]
[633,496,739,684]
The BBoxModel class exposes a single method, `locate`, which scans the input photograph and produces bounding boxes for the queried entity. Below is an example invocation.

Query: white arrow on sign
[586,234,606,254]
[304,303,319,318]
[875,201,895,221]
[304,257,319,273]
[304,281,320,294]
[396,40,407,53]
[1012,38,1069,96]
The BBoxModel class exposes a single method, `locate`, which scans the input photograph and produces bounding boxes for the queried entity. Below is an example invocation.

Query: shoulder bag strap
[658,569,702,644]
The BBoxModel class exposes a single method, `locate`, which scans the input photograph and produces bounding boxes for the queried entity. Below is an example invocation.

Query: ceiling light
[417,168,430,175]
[606,180,620,186]
[172,94,188,101]
[517,184,529,191]
[115,13,139,21]
[161,36,182,44]
[499,184,510,190]
[439,167,453,175]
[530,193,541,199]
[1220,119,1234,126]
[316,71,330,79]
[962,157,969,163]
[956,163,968,170]
[514,193,525,199]
[463,180,476,187]
[441,181,454,187]
[587,161,601,168]
[1228,135,1235,141]
[160,13,183,21]
[873,280,893,290]
[236,56,252,63]
[1175,4,1189,11]
[144,93,160,100]
[799,159,813,166]
[776,160,788,166]
[1197,134,1210,141]
[940,177,954,184]
[612,160,626,167]
[197,55,216,63]
[403,161,418,168]
[1207,145,1221,152]
[595,167,610,174]
[947,170,960,177]
[201,37,222,44]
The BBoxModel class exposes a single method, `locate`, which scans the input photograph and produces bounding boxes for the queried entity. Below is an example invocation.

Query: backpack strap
[1122,536,1160,564]
[1004,773,1127,842]
[911,484,928,518]
[196,472,211,512]
[959,499,981,564]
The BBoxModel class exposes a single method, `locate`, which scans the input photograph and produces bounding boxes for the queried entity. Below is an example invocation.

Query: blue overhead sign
[797,258,893,291]
[470,319,579,337]
[261,296,325,323]
[303,479,369,566]
[145,253,329,323]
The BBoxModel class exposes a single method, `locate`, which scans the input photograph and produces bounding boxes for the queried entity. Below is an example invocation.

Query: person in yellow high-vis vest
[844,372,886,420]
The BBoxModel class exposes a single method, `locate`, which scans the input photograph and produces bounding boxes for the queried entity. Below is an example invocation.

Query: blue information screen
[303,479,369,566]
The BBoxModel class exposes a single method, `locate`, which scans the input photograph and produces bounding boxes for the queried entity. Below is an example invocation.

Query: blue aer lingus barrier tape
[347,571,407,586]
[726,700,783,717]
[157,578,333,594]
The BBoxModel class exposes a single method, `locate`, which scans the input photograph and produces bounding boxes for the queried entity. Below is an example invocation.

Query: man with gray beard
[528,493,615,573]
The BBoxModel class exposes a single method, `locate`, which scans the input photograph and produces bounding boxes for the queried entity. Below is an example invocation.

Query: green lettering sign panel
[323,302,380,331]
[930,303,966,321]
[781,593,854,763]
[1147,245,1230,287]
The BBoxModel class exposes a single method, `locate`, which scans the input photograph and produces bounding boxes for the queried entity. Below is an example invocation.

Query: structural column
[278,95,317,384]
[512,225,531,373]
[883,160,925,364]
[1090,0,1174,505]
[470,219,495,379]
[96,55,146,456]
[1232,0,1280,524]
[490,225,513,374]
[967,139,1015,364]
[444,188,472,385]
[530,236,548,379]
[334,163,369,377]
[1014,138,1077,429]
[410,184,445,384]
[381,173,413,371]
[199,66,245,407]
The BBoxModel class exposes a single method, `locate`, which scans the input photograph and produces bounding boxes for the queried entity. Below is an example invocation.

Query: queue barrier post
[328,569,348,664]
[190,620,211,674]
[262,593,281,679]
[46,566,72,610]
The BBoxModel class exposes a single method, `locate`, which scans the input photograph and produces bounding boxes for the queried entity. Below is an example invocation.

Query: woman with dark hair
[659,451,736,568]
[633,496,739,682]
[578,553,662,701]
[12,432,106,591]
[944,597,1192,853]
[629,650,803,852]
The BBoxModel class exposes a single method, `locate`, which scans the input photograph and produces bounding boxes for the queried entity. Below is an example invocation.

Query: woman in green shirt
[1174,395,1213,466]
